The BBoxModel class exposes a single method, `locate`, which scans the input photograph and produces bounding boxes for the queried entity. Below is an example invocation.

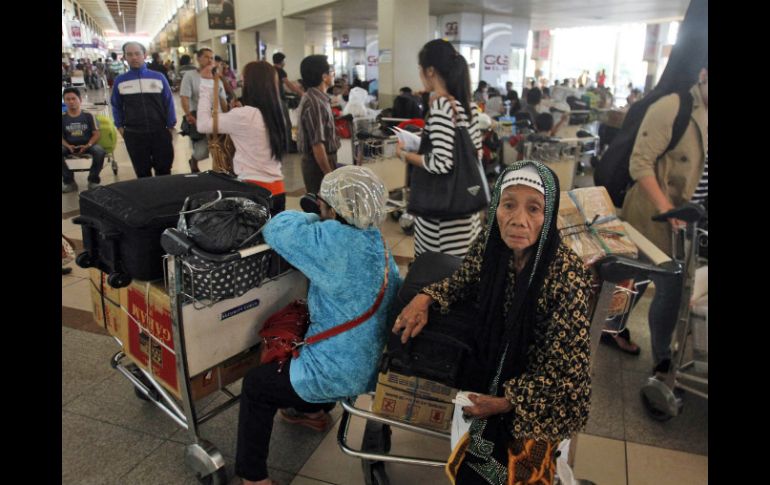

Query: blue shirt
[263,211,401,403]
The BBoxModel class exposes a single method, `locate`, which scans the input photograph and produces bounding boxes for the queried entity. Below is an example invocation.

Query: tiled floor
[62,89,707,484]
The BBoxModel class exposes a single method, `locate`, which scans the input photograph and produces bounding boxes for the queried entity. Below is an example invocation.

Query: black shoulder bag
[407,102,490,219]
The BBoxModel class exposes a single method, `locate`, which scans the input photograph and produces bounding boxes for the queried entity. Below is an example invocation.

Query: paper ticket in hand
[391,127,421,153]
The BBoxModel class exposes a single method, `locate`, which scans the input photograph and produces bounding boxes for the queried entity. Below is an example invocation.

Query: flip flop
[600,329,641,356]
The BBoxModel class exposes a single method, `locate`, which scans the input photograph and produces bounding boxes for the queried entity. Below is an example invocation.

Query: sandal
[278,408,330,432]
[600,328,641,356]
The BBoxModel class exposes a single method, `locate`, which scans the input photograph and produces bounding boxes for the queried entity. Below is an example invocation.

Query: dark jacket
[111,64,176,132]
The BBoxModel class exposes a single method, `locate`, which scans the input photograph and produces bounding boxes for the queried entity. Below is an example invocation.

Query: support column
[235,29,258,66]
[276,16,306,81]
[378,0,430,108]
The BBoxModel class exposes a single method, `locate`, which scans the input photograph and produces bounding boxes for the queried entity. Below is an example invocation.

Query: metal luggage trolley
[349,116,414,235]
[337,249,666,485]
[108,228,308,485]
[640,203,708,421]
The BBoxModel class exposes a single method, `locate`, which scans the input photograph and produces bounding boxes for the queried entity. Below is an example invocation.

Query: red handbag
[259,238,390,368]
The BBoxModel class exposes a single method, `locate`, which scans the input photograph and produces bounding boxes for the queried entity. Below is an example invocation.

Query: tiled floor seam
[62,408,180,442]
[116,438,170,482]
[61,372,117,408]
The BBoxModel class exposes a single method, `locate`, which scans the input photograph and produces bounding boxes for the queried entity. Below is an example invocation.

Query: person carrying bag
[396,39,489,258]
[208,73,236,174]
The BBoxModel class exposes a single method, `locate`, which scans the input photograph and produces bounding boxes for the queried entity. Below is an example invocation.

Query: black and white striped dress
[414,97,483,258]
[690,154,708,206]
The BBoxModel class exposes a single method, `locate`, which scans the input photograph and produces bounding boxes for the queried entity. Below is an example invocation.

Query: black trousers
[123,129,174,178]
[235,360,335,481]
[301,153,337,195]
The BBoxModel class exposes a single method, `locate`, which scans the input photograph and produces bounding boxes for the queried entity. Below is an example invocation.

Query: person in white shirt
[196,61,289,213]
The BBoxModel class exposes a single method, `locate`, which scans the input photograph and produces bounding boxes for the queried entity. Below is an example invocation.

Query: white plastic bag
[343,87,377,118]
[555,439,577,485]
[450,391,474,450]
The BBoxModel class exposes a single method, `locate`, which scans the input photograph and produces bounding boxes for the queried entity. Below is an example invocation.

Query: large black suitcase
[382,252,484,391]
[74,171,272,288]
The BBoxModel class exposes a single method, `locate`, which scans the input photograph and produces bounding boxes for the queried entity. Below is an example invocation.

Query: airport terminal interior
[62,0,708,484]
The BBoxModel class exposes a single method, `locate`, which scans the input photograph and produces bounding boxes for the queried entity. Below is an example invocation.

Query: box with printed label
[123,279,179,396]
[376,370,458,402]
[372,383,454,432]
[372,370,457,432]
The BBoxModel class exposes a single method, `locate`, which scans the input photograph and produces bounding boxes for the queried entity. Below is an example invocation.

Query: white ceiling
[73,0,119,32]
[76,0,692,39]
[292,0,691,32]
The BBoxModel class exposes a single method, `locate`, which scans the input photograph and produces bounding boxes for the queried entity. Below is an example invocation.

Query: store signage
[483,54,509,71]
[445,22,458,37]
[379,49,392,64]
[367,55,378,67]
[341,34,350,46]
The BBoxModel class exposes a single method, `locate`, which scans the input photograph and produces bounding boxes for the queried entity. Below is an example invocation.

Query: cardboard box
[123,279,180,397]
[89,269,128,345]
[558,187,638,266]
[122,278,265,402]
[372,371,457,432]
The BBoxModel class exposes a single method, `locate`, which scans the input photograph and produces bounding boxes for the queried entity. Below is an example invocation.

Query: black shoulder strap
[664,91,694,154]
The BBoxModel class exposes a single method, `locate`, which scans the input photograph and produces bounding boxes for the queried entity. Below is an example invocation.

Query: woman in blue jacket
[234,165,401,485]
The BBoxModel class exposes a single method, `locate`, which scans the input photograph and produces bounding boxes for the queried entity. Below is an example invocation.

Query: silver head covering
[318,165,387,229]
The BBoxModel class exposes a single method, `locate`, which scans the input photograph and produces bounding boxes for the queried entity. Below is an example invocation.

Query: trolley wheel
[75,252,93,268]
[197,467,227,485]
[107,272,132,288]
[390,210,402,222]
[398,213,414,235]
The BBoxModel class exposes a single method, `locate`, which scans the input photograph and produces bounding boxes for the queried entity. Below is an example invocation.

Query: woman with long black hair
[396,39,483,258]
[197,60,289,212]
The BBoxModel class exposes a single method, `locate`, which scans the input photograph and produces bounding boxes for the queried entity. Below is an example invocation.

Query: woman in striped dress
[396,39,483,258]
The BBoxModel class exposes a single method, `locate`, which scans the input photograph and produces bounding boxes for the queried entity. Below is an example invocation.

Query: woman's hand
[395,141,405,160]
[462,394,513,419]
[392,293,433,344]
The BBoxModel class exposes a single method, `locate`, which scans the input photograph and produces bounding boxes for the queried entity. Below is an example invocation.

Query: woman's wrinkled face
[496,185,546,253]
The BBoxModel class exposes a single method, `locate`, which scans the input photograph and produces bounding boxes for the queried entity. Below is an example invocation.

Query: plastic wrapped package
[557,186,638,266]
[342,87,379,118]
[318,165,388,229]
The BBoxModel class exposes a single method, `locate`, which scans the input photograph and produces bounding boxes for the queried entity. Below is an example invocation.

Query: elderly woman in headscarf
[393,160,593,485]
[234,165,402,485]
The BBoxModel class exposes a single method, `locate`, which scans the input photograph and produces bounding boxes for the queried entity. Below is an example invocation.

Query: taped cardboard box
[89,269,128,345]
[558,187,638,266]
[372,371,457,432]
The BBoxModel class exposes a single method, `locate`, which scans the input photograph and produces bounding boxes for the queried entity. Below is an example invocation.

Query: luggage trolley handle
[595,254,681,284]
[161,228,269,264]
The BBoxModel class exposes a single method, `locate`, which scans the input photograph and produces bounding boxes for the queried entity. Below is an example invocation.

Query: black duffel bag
[383,251,485,391]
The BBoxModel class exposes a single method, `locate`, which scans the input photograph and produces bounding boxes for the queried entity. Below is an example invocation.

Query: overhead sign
[643,24,661,62]
[531,31,551,60]
[69,21,82,44]
[179,8,197,43]
[208,0,235,30]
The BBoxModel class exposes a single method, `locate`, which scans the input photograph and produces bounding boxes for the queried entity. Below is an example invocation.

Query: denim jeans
[62,144,106,184]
